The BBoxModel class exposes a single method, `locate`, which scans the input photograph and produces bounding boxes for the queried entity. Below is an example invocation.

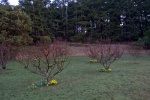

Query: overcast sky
[8,0,55,5]
[8,0,18,5]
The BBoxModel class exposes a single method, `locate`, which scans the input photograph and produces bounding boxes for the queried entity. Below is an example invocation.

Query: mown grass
[0,55,150,100]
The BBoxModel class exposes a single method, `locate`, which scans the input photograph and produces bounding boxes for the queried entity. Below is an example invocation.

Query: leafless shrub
[84,45,100,60]
[0,44,17,69]
[85,44,124,70]
[97,45,124,70]
[127,45,142,63]
[17,41,70,83]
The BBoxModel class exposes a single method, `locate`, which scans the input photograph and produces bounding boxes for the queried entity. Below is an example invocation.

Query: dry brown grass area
[67,42,142,56]
[16,42,147,60]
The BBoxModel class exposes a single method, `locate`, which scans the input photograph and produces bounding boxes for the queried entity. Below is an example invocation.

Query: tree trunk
[2,63,7,69]
[105,62,109,71]
[45,73,51,84]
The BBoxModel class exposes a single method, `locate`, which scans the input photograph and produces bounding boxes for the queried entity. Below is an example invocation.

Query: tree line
[0,0,150,44]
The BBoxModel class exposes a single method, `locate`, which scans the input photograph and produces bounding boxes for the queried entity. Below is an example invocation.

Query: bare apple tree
[0,44,17,69]
[84,45,100,60]
[17,41,70,83]
[97,45,124,71]
[85,44,124,71]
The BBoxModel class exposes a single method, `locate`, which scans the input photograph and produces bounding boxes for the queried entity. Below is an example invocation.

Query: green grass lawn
[0,55,150,100]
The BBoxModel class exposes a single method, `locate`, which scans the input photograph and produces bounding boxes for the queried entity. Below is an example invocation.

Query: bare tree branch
[17,41,70,83]
[85,44,124,70]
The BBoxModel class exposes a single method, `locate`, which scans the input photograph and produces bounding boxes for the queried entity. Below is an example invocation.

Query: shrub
[0,44,17,69]
[17,41,70,83]
[137,29,150,48]
[12,36,22,46]
[69,33,85,42]
[32,36,51,43]
[11,35,33,46]
[39,36,51,43]
[84,45,100,60]
[85,44,124,71]
[97,45,124,71]
[127,45,142,63]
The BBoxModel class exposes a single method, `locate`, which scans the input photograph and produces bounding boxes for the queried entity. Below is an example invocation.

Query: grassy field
[0,55,150,100]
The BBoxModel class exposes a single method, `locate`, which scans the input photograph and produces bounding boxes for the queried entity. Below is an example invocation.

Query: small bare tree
[128,45,142,63]
[84,45,100,60]
[0,44,17,69]
[97,45,124,71]
[85,44,124,71]
[17,41,70,83]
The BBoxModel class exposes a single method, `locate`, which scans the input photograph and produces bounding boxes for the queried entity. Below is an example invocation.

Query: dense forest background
[0,0,150,45]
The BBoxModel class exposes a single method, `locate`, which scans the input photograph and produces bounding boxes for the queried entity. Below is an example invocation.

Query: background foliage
[1,0,150,45]
[18,0,150,43]
[0,4,32,45]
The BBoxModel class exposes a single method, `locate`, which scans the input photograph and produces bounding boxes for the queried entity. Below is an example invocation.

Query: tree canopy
[0,4,32,45]
[1,0,150,43]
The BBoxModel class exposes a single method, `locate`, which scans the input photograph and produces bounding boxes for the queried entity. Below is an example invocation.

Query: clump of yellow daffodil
[48,80,57,85]
[90,59,97,63]
[98,68,112,72]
